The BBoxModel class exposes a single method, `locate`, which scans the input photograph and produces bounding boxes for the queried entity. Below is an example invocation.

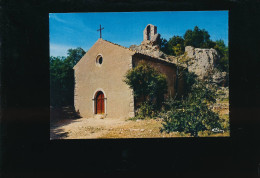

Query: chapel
[73,24,181,119]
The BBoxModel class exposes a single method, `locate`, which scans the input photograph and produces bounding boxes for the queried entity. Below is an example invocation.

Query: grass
[220,98,229,103]
[100,119,182,138]
[221,114,229,120]
[124,89,230,138]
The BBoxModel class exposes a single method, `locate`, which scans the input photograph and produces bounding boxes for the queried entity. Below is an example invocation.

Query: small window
[96,55,103,66]
[98,57,103,64]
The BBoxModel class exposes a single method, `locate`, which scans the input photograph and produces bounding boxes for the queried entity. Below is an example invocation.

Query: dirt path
[50,117,126,139]
[50,117,185,139]
[50,96,230,139]
[50,117,229,140]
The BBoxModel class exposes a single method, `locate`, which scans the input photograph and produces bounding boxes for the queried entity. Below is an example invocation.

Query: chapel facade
[73,24,181,119]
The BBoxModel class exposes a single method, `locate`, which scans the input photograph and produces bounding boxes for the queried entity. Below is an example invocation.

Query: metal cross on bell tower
[97,24,104,39]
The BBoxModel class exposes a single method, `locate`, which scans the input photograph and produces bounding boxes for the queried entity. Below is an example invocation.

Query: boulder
[185,46,221,80]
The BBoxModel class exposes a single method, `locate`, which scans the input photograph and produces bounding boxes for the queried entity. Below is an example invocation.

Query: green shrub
[134,102,157,120]
[124,61,168,109]
[160,74,224,137]
[160,100,223,137]
[181,69,197,97]
[220,114,230,131]
[214,39,229,72]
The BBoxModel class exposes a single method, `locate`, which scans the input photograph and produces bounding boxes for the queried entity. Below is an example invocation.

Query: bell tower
[143,24,158,41]
[143,24,160,45]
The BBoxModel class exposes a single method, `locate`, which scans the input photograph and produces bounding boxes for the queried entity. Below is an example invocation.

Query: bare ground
[50,117,183,139]
[50,91,229,139]
[50,113,229,139]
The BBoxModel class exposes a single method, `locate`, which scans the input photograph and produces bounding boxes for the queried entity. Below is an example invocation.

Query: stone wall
[132,54,179,102]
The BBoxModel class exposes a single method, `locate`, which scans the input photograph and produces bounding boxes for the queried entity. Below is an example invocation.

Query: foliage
[159,26,220,57]
[184,26,216,48]
[214,40,229,72]
[66,47,86,67]
[158,26,229,73]
[124,61,168,109]
[50,48,86,106]
[159,37,169,54]
[181,69,198,96]
[159,36,185,56]
[130,101,157,120]
[172,43,184,56]
[160,73,223,137]
[168,36,185,56]
[169,36,185,56]
[50,56,68,106]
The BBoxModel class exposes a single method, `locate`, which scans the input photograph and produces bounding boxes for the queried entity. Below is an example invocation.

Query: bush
[160,74,224,137]
[160,100,223,137]
[124,61,168,109]
[132,102,157,120]
[180,69,197,97]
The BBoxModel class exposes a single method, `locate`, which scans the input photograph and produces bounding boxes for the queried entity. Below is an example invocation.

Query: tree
[184,26,216,48]
[214,40,229,72]
[159,27,218,56]
[168,36,185,56]
[159,37,169,54]
[159,36,185,56]
[50,48,86,106]
[50,56,67,106]
[124,61,168,109]
[160,73,223,137]
[66,47,86,67]
[172,43,184,56]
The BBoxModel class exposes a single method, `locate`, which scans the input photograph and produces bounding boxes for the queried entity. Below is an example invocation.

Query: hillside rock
[129,42,227,86]
[130,39,167,59]
[184,46,228,85]
[185,46,219,78]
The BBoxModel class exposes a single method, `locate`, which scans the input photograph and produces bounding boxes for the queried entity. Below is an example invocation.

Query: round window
[96,55,103,66]
[98,57,103,64]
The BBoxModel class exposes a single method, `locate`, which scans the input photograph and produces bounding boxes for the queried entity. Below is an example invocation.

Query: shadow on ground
[50,128,69,140]
[50,106,81,139]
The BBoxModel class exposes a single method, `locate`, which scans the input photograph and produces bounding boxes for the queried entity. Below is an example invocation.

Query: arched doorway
[95,91,105,114]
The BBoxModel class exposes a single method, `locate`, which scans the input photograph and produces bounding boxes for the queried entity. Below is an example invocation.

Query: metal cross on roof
[97,24,104,39]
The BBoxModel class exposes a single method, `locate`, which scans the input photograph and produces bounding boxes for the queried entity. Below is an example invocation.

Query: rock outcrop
[185,46,219,78]
[130,23,228,86]
[184,46,228,85]
[130,40,166,59]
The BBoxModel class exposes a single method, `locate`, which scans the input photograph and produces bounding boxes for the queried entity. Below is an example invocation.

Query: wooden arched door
[95,91,104,114]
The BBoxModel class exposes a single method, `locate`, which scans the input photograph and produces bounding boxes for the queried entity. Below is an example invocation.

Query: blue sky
[49,11,228,57]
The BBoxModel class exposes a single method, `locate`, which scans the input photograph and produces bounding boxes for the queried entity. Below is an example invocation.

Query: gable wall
[74,39,135,119]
